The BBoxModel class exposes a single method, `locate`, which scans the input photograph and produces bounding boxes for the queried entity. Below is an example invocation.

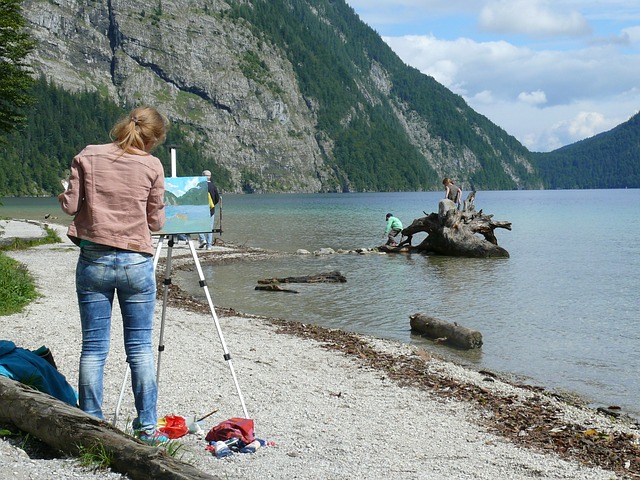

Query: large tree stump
[410,314,483,349]
[399,192,511,258]
[0,375,217,480]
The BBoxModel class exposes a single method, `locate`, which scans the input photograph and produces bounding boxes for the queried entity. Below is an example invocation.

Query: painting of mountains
[158,176,210,235]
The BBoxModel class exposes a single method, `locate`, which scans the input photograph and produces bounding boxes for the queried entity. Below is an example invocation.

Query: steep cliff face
[22,0,539,192]
[24,0,333,192]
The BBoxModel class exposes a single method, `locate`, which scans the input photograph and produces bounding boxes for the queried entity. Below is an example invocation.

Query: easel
[152,234,248,418]
[112,148,248,427]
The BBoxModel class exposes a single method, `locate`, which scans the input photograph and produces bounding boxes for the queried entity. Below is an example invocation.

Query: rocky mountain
[21,0,541,193]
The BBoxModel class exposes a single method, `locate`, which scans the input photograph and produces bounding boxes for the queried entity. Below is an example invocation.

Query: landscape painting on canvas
[157,176,211,235]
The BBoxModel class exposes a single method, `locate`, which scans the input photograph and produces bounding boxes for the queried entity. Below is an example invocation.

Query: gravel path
[0,222,630,479]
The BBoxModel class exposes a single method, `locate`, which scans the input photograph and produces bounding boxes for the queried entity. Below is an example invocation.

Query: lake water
[2,190,639,419]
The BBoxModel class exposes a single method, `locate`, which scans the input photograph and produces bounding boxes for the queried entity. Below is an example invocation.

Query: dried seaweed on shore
[270,319,640,479]
[157,251,640,479]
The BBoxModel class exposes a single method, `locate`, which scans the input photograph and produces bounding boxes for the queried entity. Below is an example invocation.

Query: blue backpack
[0,340,78,406]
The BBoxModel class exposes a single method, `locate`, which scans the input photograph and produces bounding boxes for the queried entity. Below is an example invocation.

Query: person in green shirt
[383,213,403,246]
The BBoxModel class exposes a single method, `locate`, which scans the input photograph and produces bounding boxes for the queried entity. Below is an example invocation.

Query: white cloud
[480,100,634,151]
[621,26,640,44]
[518,90,548,106]
[540,111,612,151]
[567,111,608,138]
[480,0,591,37]
[471,90,496,104]
[383,33,640,151]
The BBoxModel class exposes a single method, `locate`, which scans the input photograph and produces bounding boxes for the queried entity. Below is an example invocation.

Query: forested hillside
[228,1,534,192]
[0,80,231,196]
[228,1,535,190]
[0,0,545,196]
[229,1,436,191]
[3,0,635,196]
[532,112,640,189]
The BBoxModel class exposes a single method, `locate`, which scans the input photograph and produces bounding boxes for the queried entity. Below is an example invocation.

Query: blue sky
[164,176,203,197]
[346,0,640,152]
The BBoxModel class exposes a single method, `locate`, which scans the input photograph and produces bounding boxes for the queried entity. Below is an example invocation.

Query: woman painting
[59,106,169,443]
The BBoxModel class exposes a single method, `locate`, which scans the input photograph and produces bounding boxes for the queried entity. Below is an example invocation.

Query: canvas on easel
[158,176,211,235]
[114,179,249,426]
[114,153,249,426]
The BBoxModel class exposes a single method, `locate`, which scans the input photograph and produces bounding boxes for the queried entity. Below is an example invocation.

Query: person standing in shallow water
[58,106,170,444]
[442,177,462,209]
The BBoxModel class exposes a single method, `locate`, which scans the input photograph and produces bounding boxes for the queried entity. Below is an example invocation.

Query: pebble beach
[0,220,637,479]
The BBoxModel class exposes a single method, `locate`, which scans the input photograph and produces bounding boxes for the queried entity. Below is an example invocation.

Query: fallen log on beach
[0,375,216,480]
[410,313,483,350]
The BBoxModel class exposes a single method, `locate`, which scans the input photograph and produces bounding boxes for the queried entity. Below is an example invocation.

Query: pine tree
[0,0,36,136]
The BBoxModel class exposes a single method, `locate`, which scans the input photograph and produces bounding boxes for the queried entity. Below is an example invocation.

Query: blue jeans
[198,212,215,247]
[76,245,158,433]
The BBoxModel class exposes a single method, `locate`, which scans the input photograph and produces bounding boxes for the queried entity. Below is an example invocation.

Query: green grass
[0,253,39,315]
[164,439,185,458]
[0,226,61,252]
[0,226,61,316]
[78,442,114,470]
[76,436,186,472]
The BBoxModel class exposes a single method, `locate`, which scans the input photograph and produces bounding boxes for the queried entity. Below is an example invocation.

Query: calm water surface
[2,190,639,419]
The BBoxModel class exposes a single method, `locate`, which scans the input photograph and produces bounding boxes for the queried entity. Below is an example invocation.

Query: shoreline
[1,220,639,479]
[169,235,637,421]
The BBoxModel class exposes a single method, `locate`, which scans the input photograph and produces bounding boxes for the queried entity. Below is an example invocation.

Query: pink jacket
[59,143,166,255]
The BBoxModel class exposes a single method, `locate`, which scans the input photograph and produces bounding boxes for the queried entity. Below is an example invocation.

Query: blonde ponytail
[111,106,169,154]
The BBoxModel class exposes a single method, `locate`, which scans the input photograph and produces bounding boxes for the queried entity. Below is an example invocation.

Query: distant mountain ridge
[3,0,542,195]
[532,112,640,189]
[1,0,636,195]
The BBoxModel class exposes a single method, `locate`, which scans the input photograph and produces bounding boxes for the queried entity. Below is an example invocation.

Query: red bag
[205,418,255,445]
[158,415,189,439]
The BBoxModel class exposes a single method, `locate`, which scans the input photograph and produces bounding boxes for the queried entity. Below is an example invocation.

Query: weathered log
[410,314,483,349]
[0,375,217,480]
[255,283,299,293]
[257,271,346,284]
[401,192,511,258]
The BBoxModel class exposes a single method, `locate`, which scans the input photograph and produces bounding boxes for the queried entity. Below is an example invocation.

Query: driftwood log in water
[255,271,346,293]
[257,271,346,284]
[383,192,511,258]
[255,284,299,293]
[0,376,216,480]
[410,314,483,350]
